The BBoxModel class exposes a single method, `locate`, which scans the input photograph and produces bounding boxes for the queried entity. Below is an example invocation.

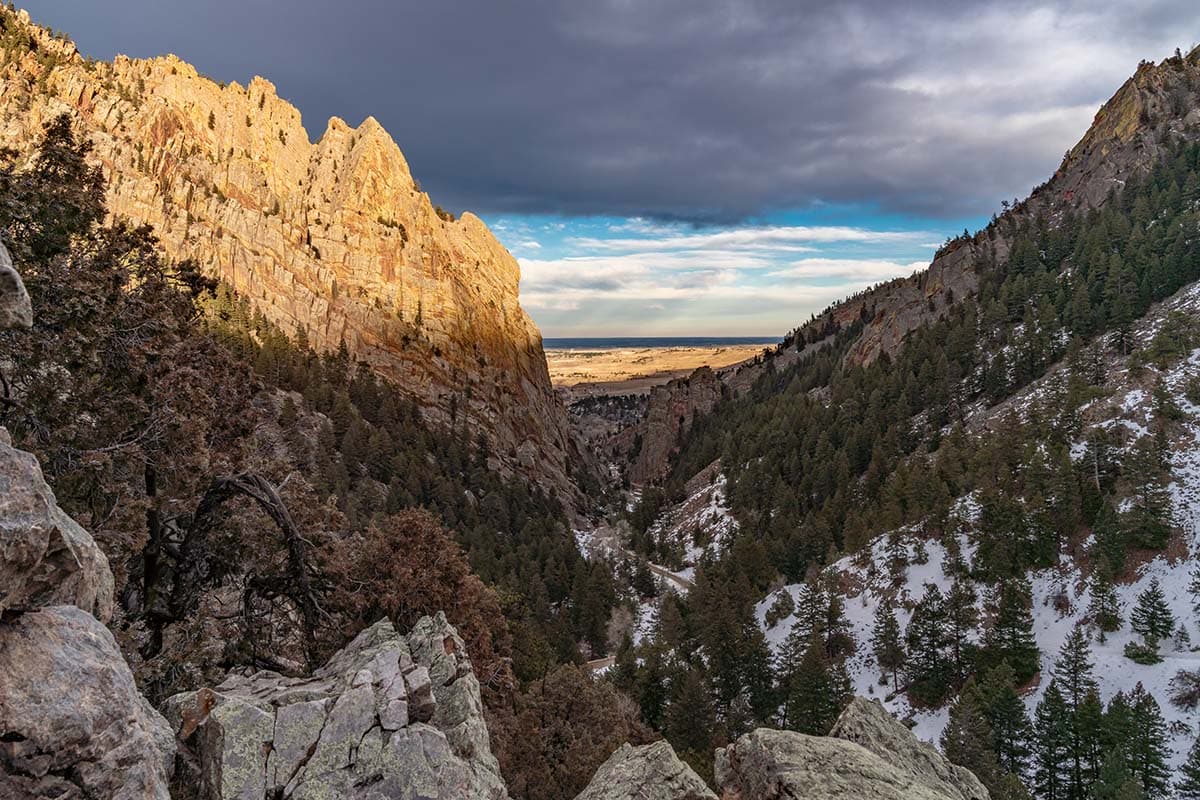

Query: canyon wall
[0,9,584,499]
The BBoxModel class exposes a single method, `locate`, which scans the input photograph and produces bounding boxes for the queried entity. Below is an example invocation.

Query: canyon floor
[546,344,766,398]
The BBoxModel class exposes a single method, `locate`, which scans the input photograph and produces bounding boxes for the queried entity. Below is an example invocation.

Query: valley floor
[547,344,766,397]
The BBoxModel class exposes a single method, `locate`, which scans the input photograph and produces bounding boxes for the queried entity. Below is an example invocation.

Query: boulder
[830,697,989,800]
[715,698,989,800]
[407,612,499,773]
[165,616,509,800]
[0,605,175,799]
[0,241,32,329]
[0,426,114,621]
[574,740,716,800]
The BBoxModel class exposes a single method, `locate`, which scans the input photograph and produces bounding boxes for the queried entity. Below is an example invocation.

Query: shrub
[1124,639,1163,665]
[765,590,796,629]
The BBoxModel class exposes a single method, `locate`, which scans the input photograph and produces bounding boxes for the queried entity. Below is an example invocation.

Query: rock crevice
[165,613,508,800]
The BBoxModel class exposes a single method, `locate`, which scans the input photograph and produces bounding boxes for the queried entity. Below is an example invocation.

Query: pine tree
[1088,571,1122,639]
[1124,684,1171,799]
[871,603,905,690]
[1054,627,1102,798]
[942,679,1004,794]
[1177,734,1200,799]
[945,578,980,684]
[823,584,854,659]
[1092,502,1128,580]
[784,637,850,735]
[1094,748,1146,800]
[979,663,1033,780]
[780,576,825,668]
[741,620,778,724]
[664,666,714,755]
[1124,436,1173,549]
[1176,622,1193,651]
[906,583,950,705]
[984,577,1040,682]
[1130,578,1175,646]
[611,633,638,694]
[886,531,908,584]
[1034,681,1071,800]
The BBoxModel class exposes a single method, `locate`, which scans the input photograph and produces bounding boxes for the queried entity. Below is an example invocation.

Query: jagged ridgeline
[0,5,590,504]
[0,110,621,683]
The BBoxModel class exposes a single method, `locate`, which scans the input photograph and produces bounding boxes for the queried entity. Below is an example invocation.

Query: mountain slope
[0,8,585,500]
[601,45,1200,795]
[606,48,1200,490]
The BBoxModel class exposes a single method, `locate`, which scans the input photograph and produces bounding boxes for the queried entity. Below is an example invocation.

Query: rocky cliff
[0,8,584,500]
[628,366,724,486]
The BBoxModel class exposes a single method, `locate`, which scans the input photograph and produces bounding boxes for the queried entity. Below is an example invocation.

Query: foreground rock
[0,605,175,799]
[166,613,507,800]
[574,741,716,800]
[0,427,114,621]
[0,242,32,329]
[830,697,988,799]
[715,698,989,800]
[1,257,174,798]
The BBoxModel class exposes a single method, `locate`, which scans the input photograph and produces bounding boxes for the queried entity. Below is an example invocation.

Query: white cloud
[767,258,926,281]
[572,224,930,253]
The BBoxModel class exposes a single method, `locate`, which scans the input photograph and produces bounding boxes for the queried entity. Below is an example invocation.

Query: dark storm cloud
[17,0,1200,220]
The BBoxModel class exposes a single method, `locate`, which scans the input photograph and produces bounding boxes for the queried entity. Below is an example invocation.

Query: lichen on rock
[714,698,989,800]
[165,615,508,800]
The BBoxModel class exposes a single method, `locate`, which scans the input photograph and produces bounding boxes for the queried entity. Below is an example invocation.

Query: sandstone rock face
[0,242,32,329]
[630,366,723,485]
[0,425,114,622]
[574,741,716,800]
[165,615,508,800]
[0,9,583,500]
[0,605,176,800]
[715,698,988,800]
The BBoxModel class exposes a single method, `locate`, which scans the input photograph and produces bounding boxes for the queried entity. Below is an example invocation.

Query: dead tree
[154,472,325,669]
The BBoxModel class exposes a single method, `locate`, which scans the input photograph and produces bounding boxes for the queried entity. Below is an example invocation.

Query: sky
[17,1,1200,336]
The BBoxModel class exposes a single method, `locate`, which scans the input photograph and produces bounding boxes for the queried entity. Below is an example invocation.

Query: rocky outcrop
[574,741,716,800]
[0,605,176,800]
[829,697,989,799]
[0,8,585,501]
[630,366,723,485]
[0,439,171,798]
[0,242,32,329]
[165,614,507,800]
[0,427,114,621]
[715,698,988,800]
[0,251,175,798]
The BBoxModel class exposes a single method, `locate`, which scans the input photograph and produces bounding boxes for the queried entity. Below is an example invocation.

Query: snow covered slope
[759,278,1200,770]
